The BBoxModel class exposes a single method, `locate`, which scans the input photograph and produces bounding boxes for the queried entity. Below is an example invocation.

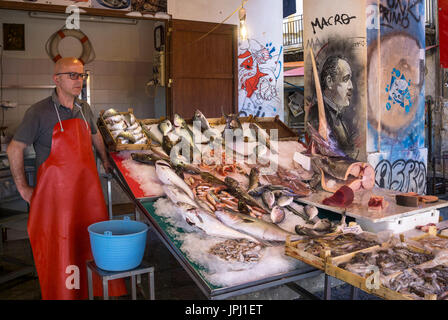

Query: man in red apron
[7,57,127,299]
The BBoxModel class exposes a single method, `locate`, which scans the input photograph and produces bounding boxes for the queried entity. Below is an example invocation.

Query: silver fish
[131,126,143,136]
[117,138,129,144]
[127,122,139,131]
[131,152,166,164]
[285,204,309,221]
[163,185,198,208]
[195,198,215,215]
[162,134,179,157]
[312,218,332,232]
[248,184,296,197]
[215,209,302,242]
[173,113,186,128]
[173,114,196,145]
[270,206,285,224]
[117,131,136,143]
[262,190,275,209]
[222,107,243,131]
[123,113,136,126]
[247,167,260,192]
[132,132,144,142]
[144,125,163,145]
[103,108,119,118]
[105,114,124,124]
[277,195,293,207]
[108,121,127,131]
[111,129,124,139]
[224,176,268,213]
[134,137,147,144]
[155,160,195,199]
[174,126,194,146]
[177,203,259,242]
[193,109,211,131]
[295,225,330,237]
[305,205,319,223]
[158,119,173,136]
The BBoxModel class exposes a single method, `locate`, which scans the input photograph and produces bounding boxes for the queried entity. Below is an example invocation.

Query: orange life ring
[48,29,93,65]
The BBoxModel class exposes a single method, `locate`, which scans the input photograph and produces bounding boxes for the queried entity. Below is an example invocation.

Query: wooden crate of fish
[98,108,151,151]
[140,112,299,148]
[405,227,448,253]
[285,236,332,270]
[325,243,436,300]
[381,259,447,300]
[285,232,381,271]
[286,232,382,271]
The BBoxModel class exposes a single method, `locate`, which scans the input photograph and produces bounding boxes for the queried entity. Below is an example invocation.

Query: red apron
[28,117,127,300]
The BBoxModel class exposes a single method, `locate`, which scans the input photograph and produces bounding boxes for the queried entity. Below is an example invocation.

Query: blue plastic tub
[88,216,149,271]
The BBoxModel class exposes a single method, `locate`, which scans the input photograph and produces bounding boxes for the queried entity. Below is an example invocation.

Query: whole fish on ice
[155,160,195,199]
[163,185,198,208]
[215,209,302,242]
[177,203,259,242]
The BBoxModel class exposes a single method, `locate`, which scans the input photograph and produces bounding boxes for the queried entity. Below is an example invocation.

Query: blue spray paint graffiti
[385,68,412,112]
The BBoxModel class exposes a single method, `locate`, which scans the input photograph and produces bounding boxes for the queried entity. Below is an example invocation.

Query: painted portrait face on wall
[321,56,353,108]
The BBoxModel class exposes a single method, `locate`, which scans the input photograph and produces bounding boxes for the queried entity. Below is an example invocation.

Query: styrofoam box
[357,209,440,234]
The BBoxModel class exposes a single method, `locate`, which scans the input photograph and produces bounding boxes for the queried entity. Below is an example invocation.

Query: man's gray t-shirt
[13,90,98,169]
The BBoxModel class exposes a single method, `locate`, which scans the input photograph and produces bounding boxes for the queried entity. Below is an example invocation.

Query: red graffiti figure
[238,39,281,117]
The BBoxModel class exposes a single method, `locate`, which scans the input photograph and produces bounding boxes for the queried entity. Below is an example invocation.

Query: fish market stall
[98,107,448,300]
[98,109,324,299]
[108,155,323,300]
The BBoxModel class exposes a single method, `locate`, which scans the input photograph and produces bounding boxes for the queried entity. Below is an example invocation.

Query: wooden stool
[86,260,155,300]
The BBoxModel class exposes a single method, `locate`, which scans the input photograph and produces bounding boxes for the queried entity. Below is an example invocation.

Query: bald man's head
[53,57,84,99]
[54,57,84,74]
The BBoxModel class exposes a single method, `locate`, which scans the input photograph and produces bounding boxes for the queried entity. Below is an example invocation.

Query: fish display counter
[109,156,322,300]
[101,109,326,299]
[99,108,448,300]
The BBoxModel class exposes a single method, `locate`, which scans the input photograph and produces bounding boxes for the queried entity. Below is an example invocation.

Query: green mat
[140,199,221,291]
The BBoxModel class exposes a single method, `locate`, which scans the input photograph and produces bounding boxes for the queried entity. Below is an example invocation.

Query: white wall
[168,0,240,24]
[296,0,303,15]
[0,9,157,134]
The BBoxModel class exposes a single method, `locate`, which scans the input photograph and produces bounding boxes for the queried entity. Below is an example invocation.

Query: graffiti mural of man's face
[325,58,353,108]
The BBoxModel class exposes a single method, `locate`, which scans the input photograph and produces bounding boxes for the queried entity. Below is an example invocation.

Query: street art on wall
[368,149,427,194]
[238,39,283,118]
[304,0,427,192]
[366,0,425,153]
[303,0,367,160]
[366,0,427,192]
[366,0,427,193]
